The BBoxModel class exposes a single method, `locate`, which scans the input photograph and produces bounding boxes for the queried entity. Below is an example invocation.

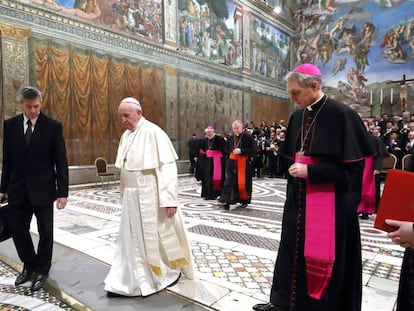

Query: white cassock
[104,117,194,297]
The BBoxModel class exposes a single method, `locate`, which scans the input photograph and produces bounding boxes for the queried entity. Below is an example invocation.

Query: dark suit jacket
[0,112,69,207]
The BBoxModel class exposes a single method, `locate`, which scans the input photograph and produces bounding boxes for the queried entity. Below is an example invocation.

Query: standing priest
[253,64,374,311]
[199,126,226,200]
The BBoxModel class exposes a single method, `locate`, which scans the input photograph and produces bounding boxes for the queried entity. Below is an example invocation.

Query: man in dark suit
[187,132,199,174]
[0,86,68,291]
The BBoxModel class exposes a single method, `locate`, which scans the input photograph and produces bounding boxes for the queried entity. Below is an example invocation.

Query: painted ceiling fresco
[178,0,244,69]
[294,0,414,115]
[31,0,163,42]
[250,14,291,83]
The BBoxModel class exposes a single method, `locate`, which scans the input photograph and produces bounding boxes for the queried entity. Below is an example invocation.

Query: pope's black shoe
[107,291,126,298]
[252,303,277,311]
[15,269,34,286]
[31,274,48,291]
[167,272,181,288]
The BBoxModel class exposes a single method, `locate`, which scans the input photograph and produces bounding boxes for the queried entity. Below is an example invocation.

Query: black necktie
[25,119,32,145]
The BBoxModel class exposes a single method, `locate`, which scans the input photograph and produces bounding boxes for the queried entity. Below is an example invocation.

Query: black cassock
[396,152,414,311]
[199,135,226,199]
[272,96,374,311]
[396,248,414,311]
[220,131,255,205]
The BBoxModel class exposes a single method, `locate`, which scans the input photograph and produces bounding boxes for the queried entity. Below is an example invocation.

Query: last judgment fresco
[294,0,414,115]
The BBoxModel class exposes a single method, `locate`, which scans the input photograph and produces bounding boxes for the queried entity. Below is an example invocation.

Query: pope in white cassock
[104,97,194,297]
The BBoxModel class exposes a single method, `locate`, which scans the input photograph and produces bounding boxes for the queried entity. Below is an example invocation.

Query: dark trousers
[8,200,54,274]
[189,153,197,174]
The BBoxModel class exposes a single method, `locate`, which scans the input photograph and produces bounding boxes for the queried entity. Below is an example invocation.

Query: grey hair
[20,86,42,101]
[285,71,322,88]
[120,97,142,111]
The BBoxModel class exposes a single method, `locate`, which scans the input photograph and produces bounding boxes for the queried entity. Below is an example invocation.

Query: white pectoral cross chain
[122,129,139,167]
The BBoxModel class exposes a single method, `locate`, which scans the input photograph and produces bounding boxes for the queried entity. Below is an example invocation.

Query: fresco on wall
[178,75,244,156]
[293,0,414,116]
[249,15,290,83]
[178,0,243,68]
[30,0,163,42]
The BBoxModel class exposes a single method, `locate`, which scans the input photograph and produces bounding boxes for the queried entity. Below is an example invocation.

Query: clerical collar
[208,134,216,140]
[306,95,325,111]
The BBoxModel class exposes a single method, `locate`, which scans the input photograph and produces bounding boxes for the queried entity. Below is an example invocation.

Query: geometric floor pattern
[0,175,403,310]
[66,176,402,303]
[0,261,74,310]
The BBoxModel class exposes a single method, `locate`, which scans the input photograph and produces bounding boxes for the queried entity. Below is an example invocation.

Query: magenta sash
[357,156,376,215]
[206,150,223,191]
[295,153,335,300]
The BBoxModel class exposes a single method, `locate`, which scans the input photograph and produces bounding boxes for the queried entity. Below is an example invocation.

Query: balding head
[232,119,243,135]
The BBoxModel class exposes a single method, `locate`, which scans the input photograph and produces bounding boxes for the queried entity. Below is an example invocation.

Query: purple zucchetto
[205,125,215,131]
[293,63,322,77]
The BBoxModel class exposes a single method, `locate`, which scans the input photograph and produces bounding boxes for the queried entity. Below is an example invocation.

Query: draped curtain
[33,40,163,165]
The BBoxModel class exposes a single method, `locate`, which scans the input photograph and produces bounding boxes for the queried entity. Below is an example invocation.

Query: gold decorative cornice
[0,23,31,41]
[164,65,179,76]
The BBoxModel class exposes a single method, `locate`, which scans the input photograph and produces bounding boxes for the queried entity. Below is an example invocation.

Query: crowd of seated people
[364,111,414,169]
[190,112,414,182]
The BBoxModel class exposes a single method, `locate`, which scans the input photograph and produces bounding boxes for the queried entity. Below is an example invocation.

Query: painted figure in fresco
[354,43,370,73]
[347,67,364,90]
[337,80,357,101]
[34,0,101,18]
[400,82,408,109]
[336,27,357,55]
[384,31,405,61]
[318,33,334,65]
[360,22,376,47]
[331,58,347,75]
[186,22,194,48]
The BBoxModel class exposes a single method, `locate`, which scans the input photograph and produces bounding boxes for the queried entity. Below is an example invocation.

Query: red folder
[374,169,414,232]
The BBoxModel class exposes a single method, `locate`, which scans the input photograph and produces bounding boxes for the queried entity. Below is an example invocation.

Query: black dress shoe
[31,274,48,291]
[239,203,248,208]
[107,291,128,298]
[167,272,181,288]
[222,203,230,210]
[252,303,277,311]
[15,269,34,286]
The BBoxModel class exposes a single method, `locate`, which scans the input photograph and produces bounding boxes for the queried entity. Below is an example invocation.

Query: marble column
[163,0,178,49]
[243,86,252,122]
[0,22,31,121]
[242,8,251,73]
[0,22,31,162]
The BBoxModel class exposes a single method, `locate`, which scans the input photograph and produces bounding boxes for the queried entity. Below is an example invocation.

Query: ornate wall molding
[0,22,31,41]
[0,0,288,98]
[0,36,29,119]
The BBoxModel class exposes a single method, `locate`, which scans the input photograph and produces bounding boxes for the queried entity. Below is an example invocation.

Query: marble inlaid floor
[0,261,74,310]
[1,176,401,310]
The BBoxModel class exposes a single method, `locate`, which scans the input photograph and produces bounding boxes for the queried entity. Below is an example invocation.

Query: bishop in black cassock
[253,64,374,311]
